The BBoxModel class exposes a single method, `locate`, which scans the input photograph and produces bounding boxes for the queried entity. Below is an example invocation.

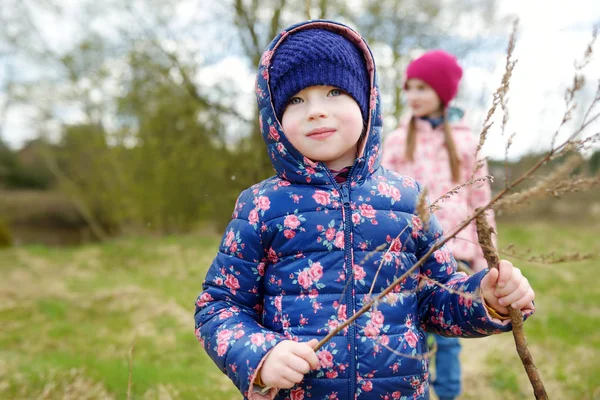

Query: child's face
[281,85,363,171]
[405,79,443,118]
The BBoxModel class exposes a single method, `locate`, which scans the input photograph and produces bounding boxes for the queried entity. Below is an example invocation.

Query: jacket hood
[255,20,383,186]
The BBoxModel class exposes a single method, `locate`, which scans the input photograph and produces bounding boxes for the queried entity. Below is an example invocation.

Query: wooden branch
[475,212,548,399]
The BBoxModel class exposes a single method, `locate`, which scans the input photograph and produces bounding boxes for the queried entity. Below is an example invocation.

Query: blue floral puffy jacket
[195,20,519,400]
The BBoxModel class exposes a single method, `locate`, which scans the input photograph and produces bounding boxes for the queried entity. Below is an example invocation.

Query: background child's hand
[260,339,320,389]
[480,260,535,316]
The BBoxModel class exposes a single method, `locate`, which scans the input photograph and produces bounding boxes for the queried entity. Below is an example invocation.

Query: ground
[0,221,598,399]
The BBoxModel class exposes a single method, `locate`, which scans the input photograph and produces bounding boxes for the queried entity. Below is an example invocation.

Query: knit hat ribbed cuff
[273,61,369,122]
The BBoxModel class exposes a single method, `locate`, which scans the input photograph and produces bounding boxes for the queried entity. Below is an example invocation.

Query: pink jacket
[381,113,496,271]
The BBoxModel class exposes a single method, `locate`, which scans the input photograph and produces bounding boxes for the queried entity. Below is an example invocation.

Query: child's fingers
[511,287,535,310]
[496,260,514,288]
[480,267,498,291]
[294,342,320,370]
[275,377,295,389]
[497,276,530,308]
[281,366,304,384]
[286,354,312,375]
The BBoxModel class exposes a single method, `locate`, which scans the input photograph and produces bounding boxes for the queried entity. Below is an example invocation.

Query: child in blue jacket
[195,20,535,400]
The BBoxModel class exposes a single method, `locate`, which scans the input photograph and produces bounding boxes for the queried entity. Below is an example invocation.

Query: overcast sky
[1,0,598,160]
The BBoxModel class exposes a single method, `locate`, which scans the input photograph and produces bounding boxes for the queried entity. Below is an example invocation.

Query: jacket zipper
[326,165,357,398]
[339,180,356,398]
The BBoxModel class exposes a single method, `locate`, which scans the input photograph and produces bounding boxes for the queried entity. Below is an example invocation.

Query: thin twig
[475,212,547,399]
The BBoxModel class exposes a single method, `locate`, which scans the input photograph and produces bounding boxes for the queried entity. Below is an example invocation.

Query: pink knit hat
[404,50,463,106]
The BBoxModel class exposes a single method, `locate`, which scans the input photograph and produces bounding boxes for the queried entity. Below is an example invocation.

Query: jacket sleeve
[467,152,497,271]
[381,128,407,172]
[414,184,532,337]
[194,189,284,398]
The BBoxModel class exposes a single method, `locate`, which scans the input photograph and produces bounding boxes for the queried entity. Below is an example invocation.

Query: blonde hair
[405,108,461,183]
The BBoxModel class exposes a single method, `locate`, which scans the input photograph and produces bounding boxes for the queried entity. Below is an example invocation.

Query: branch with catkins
[475,212,548,400]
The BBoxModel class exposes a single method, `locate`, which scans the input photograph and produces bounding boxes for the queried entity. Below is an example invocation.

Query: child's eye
[289,97,303,105]
[329,88,343,97]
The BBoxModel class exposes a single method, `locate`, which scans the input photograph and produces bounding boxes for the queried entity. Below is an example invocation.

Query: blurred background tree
[0,0,597,245]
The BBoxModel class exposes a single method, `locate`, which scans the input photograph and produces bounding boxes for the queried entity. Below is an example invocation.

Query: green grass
[479,222,600,400]
[0,222,598,399]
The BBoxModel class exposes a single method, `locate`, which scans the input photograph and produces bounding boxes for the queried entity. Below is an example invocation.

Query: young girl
[382,50,497,400]
[196,24,533,400]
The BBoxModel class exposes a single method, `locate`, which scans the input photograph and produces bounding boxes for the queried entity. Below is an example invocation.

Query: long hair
[405,107,461,183]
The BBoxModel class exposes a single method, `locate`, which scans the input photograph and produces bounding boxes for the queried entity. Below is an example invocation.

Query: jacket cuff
[248,349,278,400]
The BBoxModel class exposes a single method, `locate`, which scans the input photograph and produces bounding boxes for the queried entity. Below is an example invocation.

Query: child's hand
[480,260,535,316]
[260,339,320,389]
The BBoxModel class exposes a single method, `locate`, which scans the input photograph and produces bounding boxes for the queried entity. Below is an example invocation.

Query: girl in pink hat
[382,50,497,400]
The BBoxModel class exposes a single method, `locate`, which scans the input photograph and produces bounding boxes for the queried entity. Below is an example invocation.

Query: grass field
[0,221,598,399]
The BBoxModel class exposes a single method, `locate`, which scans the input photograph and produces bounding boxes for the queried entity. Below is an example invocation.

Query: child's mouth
[307,127,336,139]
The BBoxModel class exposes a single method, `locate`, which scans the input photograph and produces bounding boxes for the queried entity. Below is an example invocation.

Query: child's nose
[306,100,329,120]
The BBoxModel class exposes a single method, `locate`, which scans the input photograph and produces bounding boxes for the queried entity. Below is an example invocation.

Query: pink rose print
[256,196,271,211]
[378,182,390,196]
[451,325,462,335]
[196,292,213,308]
[217,342,228,356]
[217,329,233,343]
[284,214,301,229]
[337,304,347,321]
[325,227,336,241]
[364,323,380,338]
[352,213,361,224]
[328,319,340,331]
[326,371,338,379]
[404,330,418,348]
[298,270,313,289]
[313,190,331,205]
[368,153,377,173]
[290,387,305,400]
[403,177,416,188]
[318,349,334,368]
[379,334,390,346]
[224,230,235,246]
[276,142,285,154]
[434,250,445,264]
[362,380,373,392]
[269,125,280,141]
[309,262,324,280]
[261,50,274,67]
[234,330,245,339]
[219,310,233,320]
[390,186,401,201]
[370,86,378,109]
[250,332,265,347]
[225,274,240,294]
[371,310,385,327]
[334,231,344,249]
[274,296,282,312]
[353,264,366,281]
[248,208,259,225]
[359,203,376,219]
[284,229,296,239]
[412,215,422,231]
[387,235,402,252]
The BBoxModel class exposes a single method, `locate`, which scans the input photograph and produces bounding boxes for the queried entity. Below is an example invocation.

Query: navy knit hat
[269,29,369,123]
